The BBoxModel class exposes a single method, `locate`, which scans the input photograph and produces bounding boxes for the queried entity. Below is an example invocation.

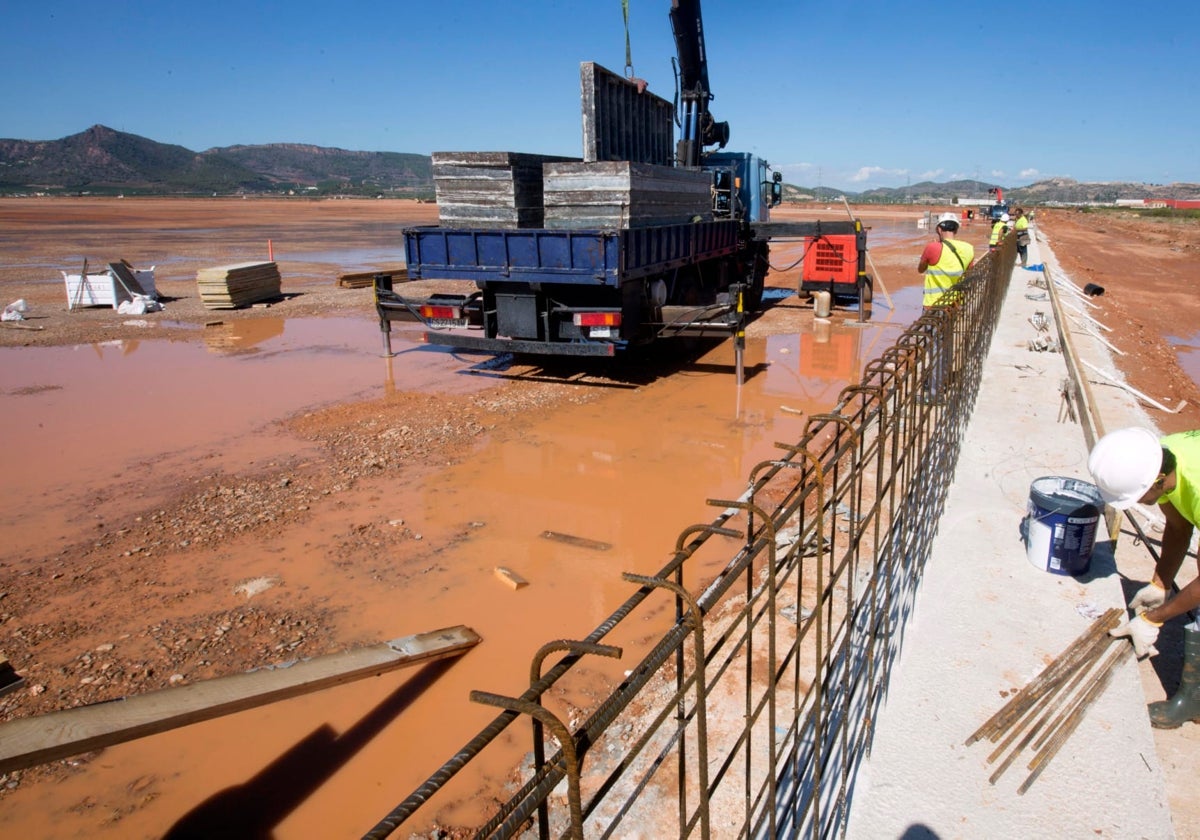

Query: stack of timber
[197,262,282,309]
[543,161,712,229]
[432,151,579,229]
[337,267,407,289]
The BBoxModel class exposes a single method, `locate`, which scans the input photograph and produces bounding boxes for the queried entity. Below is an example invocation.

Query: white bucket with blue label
[1021,476,1104,576]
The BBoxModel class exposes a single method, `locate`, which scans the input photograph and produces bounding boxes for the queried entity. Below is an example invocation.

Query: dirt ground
[1,197,1197,836]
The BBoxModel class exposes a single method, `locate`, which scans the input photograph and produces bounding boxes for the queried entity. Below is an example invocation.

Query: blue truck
[375,0,867,358]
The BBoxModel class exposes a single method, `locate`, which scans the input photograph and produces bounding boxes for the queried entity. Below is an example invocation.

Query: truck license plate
[429,318,468,328]
[589,326,612,338]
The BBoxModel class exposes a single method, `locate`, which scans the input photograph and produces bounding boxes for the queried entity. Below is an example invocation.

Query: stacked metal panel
[432,152,579,229]
[580,62,674,166]
[543,161,712,230]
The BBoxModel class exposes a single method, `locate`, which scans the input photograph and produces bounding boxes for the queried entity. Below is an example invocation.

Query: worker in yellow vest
[1089,427,1200,728]
[918,218,976,308]
[1013,207,1031,266]
[915,218,975,401]
[988,212,1009,252]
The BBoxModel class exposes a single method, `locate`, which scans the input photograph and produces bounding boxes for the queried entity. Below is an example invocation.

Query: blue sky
[4,1,1197,192]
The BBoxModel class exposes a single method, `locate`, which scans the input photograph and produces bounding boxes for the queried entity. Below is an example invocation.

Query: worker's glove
[1129,582,1168,614]
[1109,614,1162,658]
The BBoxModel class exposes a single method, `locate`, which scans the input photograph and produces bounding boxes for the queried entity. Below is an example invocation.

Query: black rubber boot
[1149,625,1200,729]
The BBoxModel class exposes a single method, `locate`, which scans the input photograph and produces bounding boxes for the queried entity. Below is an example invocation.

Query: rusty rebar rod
[966,608,1120,745]
[1017,644,1131,795]
[986,632,1111,783]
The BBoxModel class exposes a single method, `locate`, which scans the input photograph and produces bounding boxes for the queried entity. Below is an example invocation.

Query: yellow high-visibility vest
[924,239,975,307]
[989,220,1007,246]
[1160,431,1200,526]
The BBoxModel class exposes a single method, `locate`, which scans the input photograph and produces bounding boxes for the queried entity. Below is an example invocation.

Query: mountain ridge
[2,125,1197,204]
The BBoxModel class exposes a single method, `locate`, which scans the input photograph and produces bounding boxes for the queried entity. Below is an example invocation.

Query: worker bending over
[988,212,1009,252]
[1089,427,1200,728]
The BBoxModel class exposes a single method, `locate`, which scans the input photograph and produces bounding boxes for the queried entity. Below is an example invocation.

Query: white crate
[63,266,156,309]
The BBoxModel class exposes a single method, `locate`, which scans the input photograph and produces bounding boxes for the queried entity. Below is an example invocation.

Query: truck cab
[704,152,783,223]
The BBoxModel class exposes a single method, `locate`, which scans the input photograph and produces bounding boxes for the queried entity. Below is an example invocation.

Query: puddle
[0,317,489,559]
[1170,331,1200,394]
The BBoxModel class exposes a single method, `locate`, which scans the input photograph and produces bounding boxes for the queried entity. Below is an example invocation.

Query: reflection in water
[1170,332,1200,394]
[203,317,287,353]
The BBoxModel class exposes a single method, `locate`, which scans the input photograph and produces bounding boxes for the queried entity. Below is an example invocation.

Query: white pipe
[1063,301,1113,331]
[1082,359,1187,413]
[1068,316,1124,355]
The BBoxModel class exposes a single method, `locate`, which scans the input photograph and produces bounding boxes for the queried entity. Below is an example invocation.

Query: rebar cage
[365,236,1019,840]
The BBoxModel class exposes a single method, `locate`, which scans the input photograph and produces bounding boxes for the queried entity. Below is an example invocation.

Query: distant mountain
[785,177,1200,205]
[0,125,432,197]
[1,126,1196,204]
[212,143,430,192]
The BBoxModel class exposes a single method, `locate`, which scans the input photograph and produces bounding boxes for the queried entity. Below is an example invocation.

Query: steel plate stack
[197,262,282,309]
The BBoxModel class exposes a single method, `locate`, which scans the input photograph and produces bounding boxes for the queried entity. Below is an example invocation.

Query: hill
[0,125,431,197]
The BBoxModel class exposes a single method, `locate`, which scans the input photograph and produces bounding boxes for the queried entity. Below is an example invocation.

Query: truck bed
[403,219,742,287]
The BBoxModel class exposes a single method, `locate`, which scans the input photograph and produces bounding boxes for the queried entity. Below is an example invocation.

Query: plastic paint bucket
[1021,476,1103,576]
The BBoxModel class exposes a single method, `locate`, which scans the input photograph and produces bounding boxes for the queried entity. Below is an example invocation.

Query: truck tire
[741,244,768,312]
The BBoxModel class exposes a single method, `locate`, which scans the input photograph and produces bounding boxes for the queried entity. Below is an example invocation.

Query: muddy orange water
[0,201,938,837]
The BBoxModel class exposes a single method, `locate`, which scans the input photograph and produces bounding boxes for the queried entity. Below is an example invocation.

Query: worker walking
[989,212,1010,252]
[1013,207,1031,267]
[1089,427,1200,728]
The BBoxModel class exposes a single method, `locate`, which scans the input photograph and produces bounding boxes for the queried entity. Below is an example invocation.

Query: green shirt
[1161,430,1200,526]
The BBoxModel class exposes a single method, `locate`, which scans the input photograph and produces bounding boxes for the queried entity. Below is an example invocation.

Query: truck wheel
[741,245,768,311]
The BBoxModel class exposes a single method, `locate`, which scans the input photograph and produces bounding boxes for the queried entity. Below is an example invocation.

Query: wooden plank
[540,531,612,552]
[493,566,529,590]
[0,625,480,775]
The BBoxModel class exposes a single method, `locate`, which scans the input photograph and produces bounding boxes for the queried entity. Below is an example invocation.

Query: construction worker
[916,219,975,400]
[1088,427,1200,728]
[1013,207,1031,267]
[918,218,975,308]
[989,212,1010,252]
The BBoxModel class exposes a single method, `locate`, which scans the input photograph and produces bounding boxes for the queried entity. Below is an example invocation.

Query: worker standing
[1088,427,1200,728]
[918,218,975,308]
[989,212,1009,252]
[916,219,975,399]
[1013,207,1031,267]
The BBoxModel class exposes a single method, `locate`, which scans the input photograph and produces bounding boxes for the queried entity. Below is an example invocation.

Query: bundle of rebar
[965,608,1133,794]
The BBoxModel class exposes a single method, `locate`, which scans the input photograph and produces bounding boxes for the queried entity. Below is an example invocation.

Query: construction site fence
[365,236,1020,840]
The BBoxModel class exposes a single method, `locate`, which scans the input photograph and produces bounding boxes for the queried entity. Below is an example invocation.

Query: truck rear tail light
[572,312,622,327]
[418,304,462,320]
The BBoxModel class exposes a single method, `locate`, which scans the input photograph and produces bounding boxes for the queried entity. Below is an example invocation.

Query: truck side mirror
[770,175,783,207]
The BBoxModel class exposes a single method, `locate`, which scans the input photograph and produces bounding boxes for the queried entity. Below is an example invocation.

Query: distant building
[1153,199,1200,209]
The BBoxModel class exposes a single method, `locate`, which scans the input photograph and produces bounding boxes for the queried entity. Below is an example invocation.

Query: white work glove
[1110,614,1162,658]
[1130,582,1168,613]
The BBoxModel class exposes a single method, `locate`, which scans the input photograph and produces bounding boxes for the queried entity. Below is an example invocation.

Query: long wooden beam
[0,625,481,775]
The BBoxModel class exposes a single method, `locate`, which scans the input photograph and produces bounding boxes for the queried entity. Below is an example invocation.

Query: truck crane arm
[668,0,729,166]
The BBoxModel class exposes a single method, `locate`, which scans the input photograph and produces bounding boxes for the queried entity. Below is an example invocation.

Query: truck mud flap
[420,332,618,357]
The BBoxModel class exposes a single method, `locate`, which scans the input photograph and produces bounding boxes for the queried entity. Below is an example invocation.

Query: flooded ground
[0,199,973,837]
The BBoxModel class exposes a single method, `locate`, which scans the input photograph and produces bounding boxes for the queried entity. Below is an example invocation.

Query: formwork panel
[543,161,711,230]
[580,62,674,166]
[432,151,580,229]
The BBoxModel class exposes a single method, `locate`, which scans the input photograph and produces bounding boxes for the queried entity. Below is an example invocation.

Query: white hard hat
[1087,427,1163,509]
[1000,212,1010,222]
